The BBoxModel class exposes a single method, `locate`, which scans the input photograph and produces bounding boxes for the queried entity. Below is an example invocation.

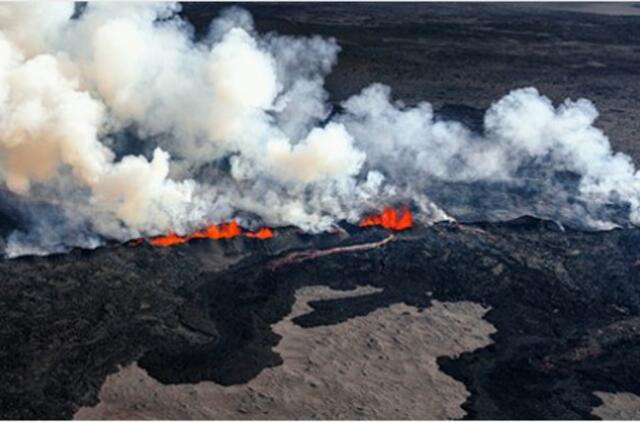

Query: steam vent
[3,2,640,421]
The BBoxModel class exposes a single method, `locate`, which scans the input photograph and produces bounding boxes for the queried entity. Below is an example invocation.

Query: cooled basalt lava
[2,217,640,419]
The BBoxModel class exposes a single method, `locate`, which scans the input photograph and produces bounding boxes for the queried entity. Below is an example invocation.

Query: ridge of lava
[141,206,413,248]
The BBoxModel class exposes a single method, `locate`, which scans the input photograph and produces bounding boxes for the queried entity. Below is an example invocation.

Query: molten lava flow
[192,220,241,239]
[148,208,409,248]
[149,232,188,247]
[358,206,413,230]
[245,227,274,239]
[149,220,274,247]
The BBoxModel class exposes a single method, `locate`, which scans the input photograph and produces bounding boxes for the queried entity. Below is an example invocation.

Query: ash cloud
[0,2,637,256]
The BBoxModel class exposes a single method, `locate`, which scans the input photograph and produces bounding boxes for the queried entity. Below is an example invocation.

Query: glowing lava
[149,220,274,247]
[245,227,274,239]
[149,232,189,247]
[147,207,410,248]
[358,206,413,230]
[191,220,241,240]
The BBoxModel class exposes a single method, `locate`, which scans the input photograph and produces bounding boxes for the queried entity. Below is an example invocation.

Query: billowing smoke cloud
[340,84,640,228]
[0,26,198,241]
[0,2,637,257]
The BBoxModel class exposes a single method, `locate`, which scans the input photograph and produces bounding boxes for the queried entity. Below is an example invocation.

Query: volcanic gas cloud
[0,2,639,256]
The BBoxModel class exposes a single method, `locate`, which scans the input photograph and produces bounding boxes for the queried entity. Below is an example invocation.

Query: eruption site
[358,206,413,231]
[0,2,639,257]
[148,220,273,247]
[147,206,410,248]
[4,5,640,421]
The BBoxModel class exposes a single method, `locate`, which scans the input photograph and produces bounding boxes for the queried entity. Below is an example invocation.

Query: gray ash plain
[3,2,640,420]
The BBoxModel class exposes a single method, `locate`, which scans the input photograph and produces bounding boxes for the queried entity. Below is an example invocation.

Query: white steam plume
[0,2,637,257]
[0,30,199,241]
[341,84,640,226]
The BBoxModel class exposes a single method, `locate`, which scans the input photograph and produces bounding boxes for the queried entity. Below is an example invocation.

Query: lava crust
[2,218,640,419]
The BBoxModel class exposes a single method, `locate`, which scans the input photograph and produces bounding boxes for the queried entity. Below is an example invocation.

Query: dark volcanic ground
[3,218,640,419]
[3,2,640,420]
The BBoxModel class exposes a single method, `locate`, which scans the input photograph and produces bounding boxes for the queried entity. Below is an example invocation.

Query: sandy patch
[593,391,640,420]
[75,285,496,420]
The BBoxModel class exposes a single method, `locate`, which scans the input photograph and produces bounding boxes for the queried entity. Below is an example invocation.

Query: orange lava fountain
[146,207,411,248]
[245,227,274,239]
[149,220,274,247]
[358,206,413,230]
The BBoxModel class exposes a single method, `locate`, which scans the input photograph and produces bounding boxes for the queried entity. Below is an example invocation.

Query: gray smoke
[0,2,637,257]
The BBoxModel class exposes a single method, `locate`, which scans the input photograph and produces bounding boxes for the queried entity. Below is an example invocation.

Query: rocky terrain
[3,3,640,420]
[2,216,640,419]
[75,288,496,420]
